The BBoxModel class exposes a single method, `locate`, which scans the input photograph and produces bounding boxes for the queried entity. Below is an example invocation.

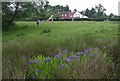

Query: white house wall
[73,12,83,18]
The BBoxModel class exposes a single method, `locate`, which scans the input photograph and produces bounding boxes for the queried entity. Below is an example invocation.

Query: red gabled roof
[59,11,75,15]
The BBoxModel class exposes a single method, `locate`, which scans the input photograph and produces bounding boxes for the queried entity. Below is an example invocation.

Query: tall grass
[2,35,118,79]
[2,21,119,79]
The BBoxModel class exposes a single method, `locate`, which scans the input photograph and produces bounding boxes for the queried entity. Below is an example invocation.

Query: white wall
[73,12,83,18]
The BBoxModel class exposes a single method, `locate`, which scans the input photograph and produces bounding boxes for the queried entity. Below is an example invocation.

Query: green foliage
[28,48,112,79]
[83,4,106,19]
[2,2,13,29]
[2,1,48,29]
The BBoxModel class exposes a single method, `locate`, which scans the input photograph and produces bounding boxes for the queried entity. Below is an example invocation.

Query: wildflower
[33,60,39,64]
[83,49,89,53]
[70,52,73,54]
[58,64,65,69]
[102,45,106,49]
[54,54,60,58]
[93,46,98,50]
[74,56,80,59]
[69,55,74,59]
[58,60,61,62]
[32,76,35,79]
[64,58,70,62]
[27,61,32,64]
[76,52,84,55]
[47,58,51,62]
[62,49,68,53]
[35,70,40,73]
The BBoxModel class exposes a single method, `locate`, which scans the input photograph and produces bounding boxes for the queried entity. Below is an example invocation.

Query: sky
[49,0,120,15]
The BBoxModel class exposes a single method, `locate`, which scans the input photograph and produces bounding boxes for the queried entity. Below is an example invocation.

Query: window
[65,14,67,16]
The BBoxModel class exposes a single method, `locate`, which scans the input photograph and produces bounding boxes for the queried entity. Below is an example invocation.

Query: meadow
[2,21,119,79]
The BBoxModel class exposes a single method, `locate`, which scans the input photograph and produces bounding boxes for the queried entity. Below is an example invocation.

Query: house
[59,11,88,19]
[59,11,74,19]
[73,11,83,18]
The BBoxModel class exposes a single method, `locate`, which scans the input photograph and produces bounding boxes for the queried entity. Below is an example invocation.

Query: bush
[42,28,51,33]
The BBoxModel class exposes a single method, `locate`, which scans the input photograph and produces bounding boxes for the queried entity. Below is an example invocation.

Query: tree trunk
[9,3,20,27]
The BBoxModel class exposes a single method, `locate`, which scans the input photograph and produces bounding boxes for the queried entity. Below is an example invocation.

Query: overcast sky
[49,0,119,15]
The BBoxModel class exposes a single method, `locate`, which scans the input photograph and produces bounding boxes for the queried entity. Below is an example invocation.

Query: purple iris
[47,58,51,62]
[93,46,98,50]
[32,76,35,79]
[54,54,60,58]
[76,52,84,55]
[64,58,70,62]
[69,55,74,59]
[102,45,106,49]
[62,49,68,53]
[58,64,65,69]
[83,49,89,53]
[74,56,80,59]
[70,52,73,54]
[27,61,32,64]
[35,70,40,73]
[33,60,39,64]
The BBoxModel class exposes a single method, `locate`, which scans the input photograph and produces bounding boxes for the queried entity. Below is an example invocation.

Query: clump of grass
[27,47,112,79]
[16,32,25,36]
[22,25,28,28]
[42,28,51,33]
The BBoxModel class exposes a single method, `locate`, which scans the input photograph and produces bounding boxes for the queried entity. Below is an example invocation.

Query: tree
[109,13,115,19]
[2,0,49,29]
[73,9,77,12]
[95,3,106,19]
[63,5,69,11]
[84,8,91,18]
[90,7,96,18]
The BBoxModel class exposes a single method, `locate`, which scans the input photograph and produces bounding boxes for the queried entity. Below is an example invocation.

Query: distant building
[59,11,74,19]
[73,11,83,18]
[59,11,88,19]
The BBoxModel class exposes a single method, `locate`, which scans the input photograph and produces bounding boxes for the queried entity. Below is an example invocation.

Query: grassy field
[2,21,119,79]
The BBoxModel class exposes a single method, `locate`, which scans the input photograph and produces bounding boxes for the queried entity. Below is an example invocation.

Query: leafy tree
[109,13,115,19]
[84,4,106,19]
[84,8,91,18]
[95,4,106,19]
[90,7,96,18]
[2,0,49,29]
[63,5,69,11]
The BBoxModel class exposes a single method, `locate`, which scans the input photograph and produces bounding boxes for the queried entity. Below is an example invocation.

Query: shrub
[42,28,51,33]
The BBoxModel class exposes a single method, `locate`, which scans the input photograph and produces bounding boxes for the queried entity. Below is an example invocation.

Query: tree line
[2,1,118,30]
